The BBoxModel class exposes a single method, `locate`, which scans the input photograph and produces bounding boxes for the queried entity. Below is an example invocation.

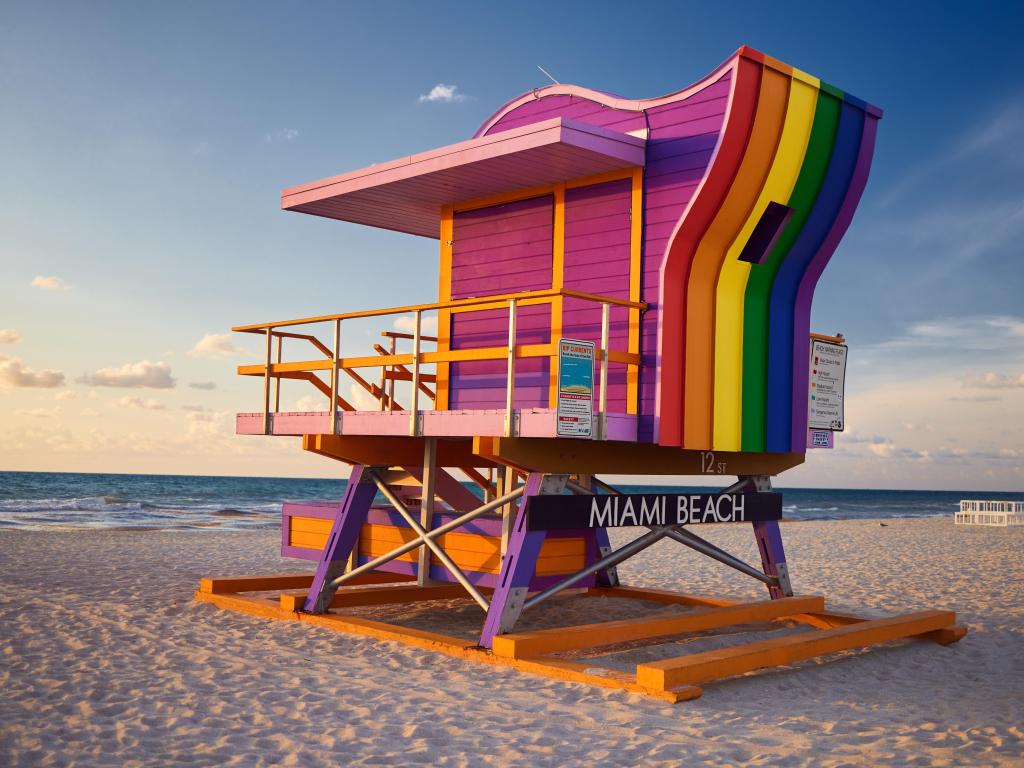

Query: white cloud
[188,333,245,358]
[0,356,66,388]
[16,407,61,419]
[0,329,20,344]
[418,84,466,104]
[78,360,175,389]
[393,314,439,335]
[31,275,68,291]
[293,394,324,412]
[348,383,378,411]
[117,396,167,410]
[188,380,217,390]
[265,128,300,143]
[55,390,78,401]
[963,371,1024,389]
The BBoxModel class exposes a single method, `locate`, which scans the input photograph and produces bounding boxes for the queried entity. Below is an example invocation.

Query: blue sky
[1,1,1021,489]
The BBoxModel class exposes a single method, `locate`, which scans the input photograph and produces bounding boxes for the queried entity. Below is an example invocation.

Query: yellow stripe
[712,76,819,450]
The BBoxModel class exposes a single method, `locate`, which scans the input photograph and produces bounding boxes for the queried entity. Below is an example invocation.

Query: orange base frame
[194,574,965,703]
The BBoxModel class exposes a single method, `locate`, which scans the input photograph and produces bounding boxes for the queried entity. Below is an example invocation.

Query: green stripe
[739,87,841,452]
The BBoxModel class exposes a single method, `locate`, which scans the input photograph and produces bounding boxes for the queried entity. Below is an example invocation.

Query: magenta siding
[484,71,732,440]
[449,195,554,409]
[562,178,632,413]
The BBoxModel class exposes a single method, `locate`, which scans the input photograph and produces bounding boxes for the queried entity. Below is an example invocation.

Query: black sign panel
[526,492,782,531]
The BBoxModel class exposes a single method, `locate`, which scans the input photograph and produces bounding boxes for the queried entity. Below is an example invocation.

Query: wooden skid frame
[194,575,965,703]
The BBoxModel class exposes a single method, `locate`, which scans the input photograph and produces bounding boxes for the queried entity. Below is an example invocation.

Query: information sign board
[556,339,594,438]
[808,339,848,431]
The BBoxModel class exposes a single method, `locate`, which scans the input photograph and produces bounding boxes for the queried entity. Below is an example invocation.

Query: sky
[1,1,1021,490]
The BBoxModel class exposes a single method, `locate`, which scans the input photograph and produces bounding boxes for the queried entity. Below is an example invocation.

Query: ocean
[1,471,1020,532]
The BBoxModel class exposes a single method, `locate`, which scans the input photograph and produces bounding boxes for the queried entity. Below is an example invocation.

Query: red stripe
[657,57,762,446]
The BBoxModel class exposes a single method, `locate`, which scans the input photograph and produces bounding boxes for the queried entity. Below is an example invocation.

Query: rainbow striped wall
[477,47,881,454]
[660,52,881,454]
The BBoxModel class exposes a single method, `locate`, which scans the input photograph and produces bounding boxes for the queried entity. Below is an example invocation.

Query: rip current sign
[556,339,595,438]
[526,492,783,530]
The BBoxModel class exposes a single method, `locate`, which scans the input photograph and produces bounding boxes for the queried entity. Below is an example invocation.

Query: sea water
[0,470,1019,531]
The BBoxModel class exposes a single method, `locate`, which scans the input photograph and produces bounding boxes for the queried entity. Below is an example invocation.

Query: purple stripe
[789,113,879,450]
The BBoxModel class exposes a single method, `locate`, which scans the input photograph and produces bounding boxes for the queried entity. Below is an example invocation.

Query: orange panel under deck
[288,515,586,576]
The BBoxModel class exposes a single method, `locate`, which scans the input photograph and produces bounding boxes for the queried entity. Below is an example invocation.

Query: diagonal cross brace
[367,469,491,611]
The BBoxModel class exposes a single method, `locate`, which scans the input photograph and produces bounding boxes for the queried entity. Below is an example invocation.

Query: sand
[1,518,1022,767]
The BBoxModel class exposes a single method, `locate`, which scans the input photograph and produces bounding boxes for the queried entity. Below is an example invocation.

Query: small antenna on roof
[537,65,560,85]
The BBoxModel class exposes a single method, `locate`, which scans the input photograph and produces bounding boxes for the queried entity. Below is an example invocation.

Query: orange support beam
[636,609,958,690]
[492,595,824,658]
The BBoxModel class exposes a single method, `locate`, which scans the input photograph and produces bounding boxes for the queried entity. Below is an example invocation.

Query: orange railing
[234,288,648,439]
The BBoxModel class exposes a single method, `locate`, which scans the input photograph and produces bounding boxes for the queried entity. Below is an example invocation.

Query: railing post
[387,336,396,413]
[263,327,273,435]
[330,319,341,435]
[273,334,283,413]
[504,299,517,438]
[599,302,610,440]
[409,310,422,437]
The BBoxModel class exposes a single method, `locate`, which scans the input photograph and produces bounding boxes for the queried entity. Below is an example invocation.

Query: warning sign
[808,339,847,431]
[556,339,594,438]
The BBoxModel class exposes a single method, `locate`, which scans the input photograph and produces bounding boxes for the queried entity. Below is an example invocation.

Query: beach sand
[1,518,1021,766]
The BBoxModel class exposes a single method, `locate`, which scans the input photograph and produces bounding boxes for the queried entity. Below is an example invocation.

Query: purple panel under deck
[487,73,732,441]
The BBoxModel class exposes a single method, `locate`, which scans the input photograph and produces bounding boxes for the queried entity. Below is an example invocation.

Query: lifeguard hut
[197,47,964,701]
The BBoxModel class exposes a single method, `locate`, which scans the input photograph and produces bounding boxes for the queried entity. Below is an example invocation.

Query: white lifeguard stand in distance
[955,500,1024,527]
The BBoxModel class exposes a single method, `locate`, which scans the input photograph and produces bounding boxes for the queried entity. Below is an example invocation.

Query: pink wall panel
[449,195,555,409]
[563,178,632,413]
[484,72,731,441]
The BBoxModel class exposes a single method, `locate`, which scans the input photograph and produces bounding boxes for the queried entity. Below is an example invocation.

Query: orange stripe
[682,66,790,449]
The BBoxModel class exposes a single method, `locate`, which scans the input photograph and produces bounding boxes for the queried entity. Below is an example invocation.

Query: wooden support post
[410,310,421,436]
[303,465,378,613]
[262,327,273,435]
[274,334,283,413]
[599,302,610,440]
[499,466,515,556]
[504,299,517,438]
[330,319,341,434]
[417,437,437,586]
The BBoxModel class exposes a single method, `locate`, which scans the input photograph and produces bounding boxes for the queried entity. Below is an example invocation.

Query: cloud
[948,394,1002,403]
[117,396,166,410]
[963,371,1024,389]
[55,390,77,401]
[265,128,300,143]
[0,329,19,344]
[78,360,175,389]
[293,394,324,412]
[0,356,66,388]
[418,84,466,104]
[16,407,60,419]
[188,333,245,358]
[31,275,68,291]
[393,314,439,335]
[188,380,217,390]
[183,404,210,412]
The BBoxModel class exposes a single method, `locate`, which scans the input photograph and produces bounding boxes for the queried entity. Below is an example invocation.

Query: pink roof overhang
[280,117,647,238]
